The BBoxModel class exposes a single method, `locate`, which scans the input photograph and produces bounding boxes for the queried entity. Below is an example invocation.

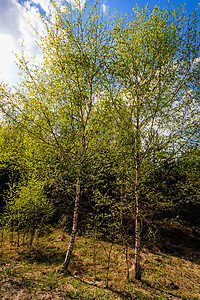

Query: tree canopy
[0,0,199,280]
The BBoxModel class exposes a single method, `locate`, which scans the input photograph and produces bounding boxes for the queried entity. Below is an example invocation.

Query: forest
[0,0,200,298]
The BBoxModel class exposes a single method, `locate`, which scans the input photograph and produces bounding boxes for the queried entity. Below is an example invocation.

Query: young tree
[0,0,114,267]
[111,4,200,279]
[3,178,54,247]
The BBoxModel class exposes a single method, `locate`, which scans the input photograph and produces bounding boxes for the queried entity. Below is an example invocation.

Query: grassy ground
[0,227,200,299]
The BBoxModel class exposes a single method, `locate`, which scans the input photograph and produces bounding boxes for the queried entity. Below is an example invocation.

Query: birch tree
[112,4,200,280]
[0,0,113,268]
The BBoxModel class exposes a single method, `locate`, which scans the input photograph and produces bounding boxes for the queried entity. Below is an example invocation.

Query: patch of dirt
[0,278,66,300]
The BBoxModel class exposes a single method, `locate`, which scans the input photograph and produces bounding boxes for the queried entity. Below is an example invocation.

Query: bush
[3,178,55,246]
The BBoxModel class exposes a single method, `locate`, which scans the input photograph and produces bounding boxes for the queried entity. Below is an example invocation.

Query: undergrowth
[0,227,200,299]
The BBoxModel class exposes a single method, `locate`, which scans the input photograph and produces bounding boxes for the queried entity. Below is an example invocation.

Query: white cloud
[80,0,86,8]
[0,0,47,85]
[31,0,52,15]
[18,4,45,55]
[0,33,17,83]
[193,57,200,65]
[0,0,21,38]
[69,0,86,9]
[102,3,108,13]
[0,0,87,86]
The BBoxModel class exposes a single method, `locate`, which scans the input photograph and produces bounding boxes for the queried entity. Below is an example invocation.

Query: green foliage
[0,0,199,275]
[157,148,200,231]
[3,178,54,245]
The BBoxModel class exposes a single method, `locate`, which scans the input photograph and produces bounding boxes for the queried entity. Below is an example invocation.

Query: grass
[0,227,200,299]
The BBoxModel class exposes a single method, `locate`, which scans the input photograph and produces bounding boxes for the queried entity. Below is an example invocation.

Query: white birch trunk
[63,167,81,268]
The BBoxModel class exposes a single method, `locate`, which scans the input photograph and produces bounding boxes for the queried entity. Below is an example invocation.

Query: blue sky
[0,0,199,85]
[106,0,199,14]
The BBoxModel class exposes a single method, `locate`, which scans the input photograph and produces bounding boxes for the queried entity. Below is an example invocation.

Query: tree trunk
[92,239,97,280]
[101,242,113,288]
[134,111,142,280]
[1,229,4,247]
[29,227,36,248]
[17,231,20,247]
[63,167,81,268]
[135,207,141,280]
[135,164,141,279]
[125,243,130,280]
[120,178,130,280]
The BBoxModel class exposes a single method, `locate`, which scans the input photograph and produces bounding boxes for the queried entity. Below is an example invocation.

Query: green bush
[3,178,54,246]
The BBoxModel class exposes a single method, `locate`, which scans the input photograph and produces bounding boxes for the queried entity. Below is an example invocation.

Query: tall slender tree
[111,4,200,279]
[0,0,114,268]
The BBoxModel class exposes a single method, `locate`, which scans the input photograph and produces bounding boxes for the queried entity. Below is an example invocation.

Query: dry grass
[0,228,200,299]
